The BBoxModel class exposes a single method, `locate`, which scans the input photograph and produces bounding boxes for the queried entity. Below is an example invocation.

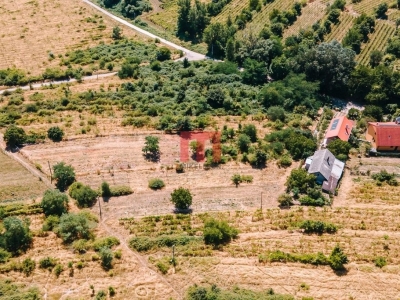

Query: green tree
[203,218,238,246]
[363,105,383,121]
[57,213,92,243]
[375,2,388,19]
[329,244,348,270]
[47,126,64,142]
[142,136,160,161]
[237,134,251,153]
[242,58,267,85]
[112,26,122,40]
[156,47,171,61]
[69,182,98,208]
[253,149,267,167]
[206,86,225,108]
[203,22,229,58]
[2,217,32,254]
[99,247,113,270]
[3,125,26,148]
[101,181,111,197]
[286,168,316,194]
[225,38,235,61]
[177,0,191,35]
[41,189,69,217]
[296,40,356,96]
[53,162,76,192]
[342,28,362,54]
[170,187,192,210]
[327,139,351,158]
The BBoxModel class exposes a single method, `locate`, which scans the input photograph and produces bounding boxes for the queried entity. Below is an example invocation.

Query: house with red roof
[323,116,354,146]
[366,122,400,152]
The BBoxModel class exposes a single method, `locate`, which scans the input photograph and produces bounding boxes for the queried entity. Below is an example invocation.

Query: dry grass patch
[0,151,46,202]
[0,0,146,75]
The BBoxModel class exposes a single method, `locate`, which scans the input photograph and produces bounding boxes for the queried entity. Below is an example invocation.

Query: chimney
[327,156,330,165]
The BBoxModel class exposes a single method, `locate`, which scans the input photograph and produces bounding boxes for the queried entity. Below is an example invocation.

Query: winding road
[82,0,205,61]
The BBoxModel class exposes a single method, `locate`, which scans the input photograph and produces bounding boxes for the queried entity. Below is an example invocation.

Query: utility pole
[98,197,102,220]
[48,161,53,184]
[260,192,263,211]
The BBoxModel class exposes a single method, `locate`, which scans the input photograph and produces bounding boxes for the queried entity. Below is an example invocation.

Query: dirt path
[0,133,53,189]
[98,208,183,299]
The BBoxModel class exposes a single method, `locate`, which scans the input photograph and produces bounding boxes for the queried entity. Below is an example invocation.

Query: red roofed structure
[324,116,354,145]
[366,122,400,152]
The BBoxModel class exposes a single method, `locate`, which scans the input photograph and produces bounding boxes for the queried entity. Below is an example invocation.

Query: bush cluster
[299,220,338,234]
[129,235,198,252]
[203,218,238,247]
[69,182,98,208]
[372,170,398,186]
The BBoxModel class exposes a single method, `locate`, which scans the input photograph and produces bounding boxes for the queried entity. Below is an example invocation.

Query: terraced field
[357,20,396,65]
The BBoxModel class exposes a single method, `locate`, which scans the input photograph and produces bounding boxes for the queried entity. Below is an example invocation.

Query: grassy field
[0,0,146,75]
[0,151,47,203]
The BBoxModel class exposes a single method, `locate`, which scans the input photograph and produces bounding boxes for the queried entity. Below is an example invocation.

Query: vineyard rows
[352,0,390,15]
[283,1,327,38]
[357,20,396,65]
[325,12,356,42]
[214,0,296,33]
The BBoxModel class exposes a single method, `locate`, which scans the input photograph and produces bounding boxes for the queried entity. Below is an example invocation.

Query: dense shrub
[39,257,57,270]
[156,47,171,61]
[99,247,113,270]
[328,244,348,270]
[42,215,60,231]
[277,193,293,207]
[259,250,329,266]
[203,218,238,246]
[129,235,197,252]
[374,256,387,268]
[41,189,68,217]
[69,182,98,208]
[170,187,192,210]
[285,168,316,194]
[2,217,32,254]
[0,248,11,263]
[148,178,165,190]
[47,126,64,142]
[299,220,338,234]
[22,258,36,277]
[372,170,398,186]
[92,236,120,251]
[109,186,133,196]
[3,125,26,147]
[57,213,93,243]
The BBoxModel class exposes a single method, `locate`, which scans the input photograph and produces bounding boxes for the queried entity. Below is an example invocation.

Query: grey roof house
[305,149,344,193]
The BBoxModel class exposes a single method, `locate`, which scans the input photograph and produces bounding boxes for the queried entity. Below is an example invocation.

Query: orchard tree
[170,187,192,210]
[369,50,383,68]
[329,244,348,270]
[237,134,251,153]
[53,162,76,192]
[231,174,242,187]
[4,125,26,148]
[142,136,160,161]
[375,3,388,19]
[69,182,98,208]
[41,189,69,216]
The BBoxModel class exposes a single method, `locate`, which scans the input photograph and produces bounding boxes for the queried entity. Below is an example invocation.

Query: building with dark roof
[366,122,400,152]
[306,149,344,193]
[323,116,354,146]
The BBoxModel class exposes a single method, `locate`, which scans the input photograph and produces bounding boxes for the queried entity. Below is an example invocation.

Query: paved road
[0,72,117,95]
[82,0,205,61]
